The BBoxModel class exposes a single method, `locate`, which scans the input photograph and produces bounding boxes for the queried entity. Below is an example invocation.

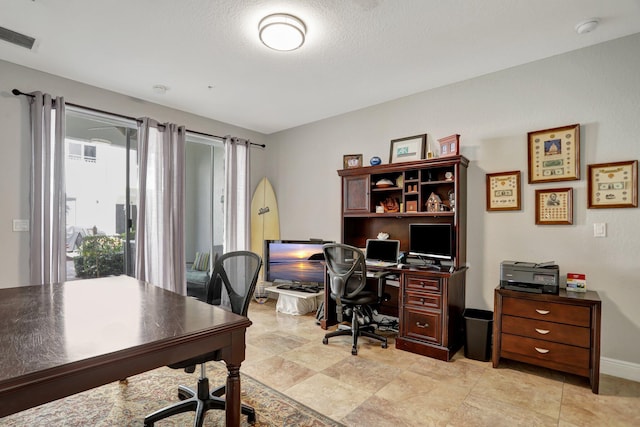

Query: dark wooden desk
[0,276,251,426]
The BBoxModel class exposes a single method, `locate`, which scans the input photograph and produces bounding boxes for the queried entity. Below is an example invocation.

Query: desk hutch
[321,156,469,361]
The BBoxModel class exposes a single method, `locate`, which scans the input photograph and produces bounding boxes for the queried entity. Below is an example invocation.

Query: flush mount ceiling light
[575,18,599,35]
[259,13,306,51]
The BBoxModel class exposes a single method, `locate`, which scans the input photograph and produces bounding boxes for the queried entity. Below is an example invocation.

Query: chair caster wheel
[382,342,388,349]
[351,347,358,355]
[322,337,328,345]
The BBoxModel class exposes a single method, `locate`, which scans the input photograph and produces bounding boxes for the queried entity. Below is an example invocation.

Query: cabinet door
[343,175,370,214]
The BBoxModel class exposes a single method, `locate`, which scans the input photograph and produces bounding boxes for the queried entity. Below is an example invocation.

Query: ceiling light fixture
[575,18,599,35]
[259,13,306,51]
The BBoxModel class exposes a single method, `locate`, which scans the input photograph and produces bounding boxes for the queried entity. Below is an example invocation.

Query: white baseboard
[601,357,640,383]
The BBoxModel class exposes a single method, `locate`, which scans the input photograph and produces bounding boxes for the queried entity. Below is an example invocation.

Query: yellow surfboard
[251,177,280,277]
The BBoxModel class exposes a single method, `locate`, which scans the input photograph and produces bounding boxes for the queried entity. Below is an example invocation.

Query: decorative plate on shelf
[375,179,394,188]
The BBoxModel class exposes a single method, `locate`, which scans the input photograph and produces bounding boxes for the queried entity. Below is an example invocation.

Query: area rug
[1,363,344,426]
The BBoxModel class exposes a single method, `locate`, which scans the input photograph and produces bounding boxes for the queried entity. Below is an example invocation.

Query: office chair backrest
[322,243,367,299]
[206,251,262,316]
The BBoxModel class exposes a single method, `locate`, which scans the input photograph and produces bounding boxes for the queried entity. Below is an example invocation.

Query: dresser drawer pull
[535,309,550,315]
[535,328,550,335]
[416,321,429,328]
[534,347,550,354]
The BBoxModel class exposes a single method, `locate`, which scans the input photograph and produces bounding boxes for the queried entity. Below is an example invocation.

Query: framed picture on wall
[587,160,638,208]
[343,154,363,169]
[389,134,426,163]
[535,187,573,225]
[486,170,521,211]
[528,124,580,183]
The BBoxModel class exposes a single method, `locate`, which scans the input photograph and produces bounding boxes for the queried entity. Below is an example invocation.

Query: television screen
[409,223,454,261]
[264,240,332,284]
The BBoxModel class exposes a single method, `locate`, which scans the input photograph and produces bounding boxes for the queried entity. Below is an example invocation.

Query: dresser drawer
[502,297,590,327]
[405,291,441,309]
[402,308,441,344]
[502,315,590,348]
[405,276,441,293]
[501,333,590,369]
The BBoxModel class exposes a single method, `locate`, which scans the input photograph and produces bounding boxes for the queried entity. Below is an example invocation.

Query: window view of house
[64,108,224,282]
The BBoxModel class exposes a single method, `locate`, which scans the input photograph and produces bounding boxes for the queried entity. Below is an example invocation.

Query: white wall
[0,59,266,288]
[265,34,640,366]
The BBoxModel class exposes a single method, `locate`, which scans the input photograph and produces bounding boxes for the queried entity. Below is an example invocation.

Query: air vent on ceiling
[0,26,36,50]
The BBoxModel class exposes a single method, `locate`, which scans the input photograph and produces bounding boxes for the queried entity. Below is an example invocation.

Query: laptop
[364,239,400,268]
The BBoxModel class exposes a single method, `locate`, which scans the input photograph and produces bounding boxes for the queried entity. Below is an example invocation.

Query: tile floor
[242,299,640,426]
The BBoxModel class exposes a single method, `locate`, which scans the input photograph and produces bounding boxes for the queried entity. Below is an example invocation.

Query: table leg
[225,363,241,426]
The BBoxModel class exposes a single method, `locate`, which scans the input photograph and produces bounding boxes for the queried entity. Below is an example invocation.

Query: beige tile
[285,373,371,421]
[407,354,487,388]
[469,364,563,419]
[246,330,310,355]
[447,392,559,427]
[320,355,402,394]
[280,341,350,371]
[559,375,640,426]
[240,355,316,392]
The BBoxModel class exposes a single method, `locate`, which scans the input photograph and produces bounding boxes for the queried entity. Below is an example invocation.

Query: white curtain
[29,92,66,285]
[136,118,186,294]
[223,136,251,252]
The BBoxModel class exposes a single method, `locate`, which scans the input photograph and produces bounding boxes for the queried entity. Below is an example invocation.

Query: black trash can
[463,309,493,361]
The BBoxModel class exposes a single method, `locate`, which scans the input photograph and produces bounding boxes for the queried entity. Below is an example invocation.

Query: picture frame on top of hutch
[389,134,426,164]
[528,124,580,183]
[343,154,363,169]
[587,160,638,208]
[486,170,521,211]
[535,187,573,225]
[438,134,460,158]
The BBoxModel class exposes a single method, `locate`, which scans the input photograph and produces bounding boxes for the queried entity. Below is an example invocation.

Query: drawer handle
[416,321,429,328]
[535,309,550,315]
[534,347,550,354]
[535,328,550,335]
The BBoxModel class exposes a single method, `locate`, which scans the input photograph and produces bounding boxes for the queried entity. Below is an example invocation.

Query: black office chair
[322,243,389,355]
[144,250,262,427]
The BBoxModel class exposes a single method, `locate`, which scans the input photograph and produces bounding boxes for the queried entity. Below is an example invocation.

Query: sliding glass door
[64,108,138,279]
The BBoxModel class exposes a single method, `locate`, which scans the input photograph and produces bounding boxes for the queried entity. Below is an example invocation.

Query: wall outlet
[593,222,606,237]
[13,219,29,232]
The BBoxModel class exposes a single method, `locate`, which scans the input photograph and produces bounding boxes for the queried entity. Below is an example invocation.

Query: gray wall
[264,34,640,372]
[0,59,266,288]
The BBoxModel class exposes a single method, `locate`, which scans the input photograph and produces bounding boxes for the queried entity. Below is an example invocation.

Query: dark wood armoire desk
[320,265,466,362]
[0,276,251,425]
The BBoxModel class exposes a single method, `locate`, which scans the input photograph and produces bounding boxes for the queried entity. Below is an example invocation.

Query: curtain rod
[11,89,266,148]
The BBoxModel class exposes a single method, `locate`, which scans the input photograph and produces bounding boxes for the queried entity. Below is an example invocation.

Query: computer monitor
[263,239,332,284]
[409,223,454,264]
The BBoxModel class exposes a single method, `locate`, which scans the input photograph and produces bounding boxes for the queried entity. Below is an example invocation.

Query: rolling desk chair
[322,243,389,355]
[144,251,262,427]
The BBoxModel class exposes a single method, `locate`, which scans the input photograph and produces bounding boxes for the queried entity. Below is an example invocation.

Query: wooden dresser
[492,287,601,393]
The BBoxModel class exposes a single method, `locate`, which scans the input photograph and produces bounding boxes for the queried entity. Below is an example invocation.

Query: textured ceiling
[2,0,640,134]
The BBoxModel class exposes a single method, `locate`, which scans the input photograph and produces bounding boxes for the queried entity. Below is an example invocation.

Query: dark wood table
[0,276,251,426]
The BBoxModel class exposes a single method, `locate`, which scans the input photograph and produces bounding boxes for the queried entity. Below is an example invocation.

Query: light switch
[13,219,29,232]
[593,222,606,237]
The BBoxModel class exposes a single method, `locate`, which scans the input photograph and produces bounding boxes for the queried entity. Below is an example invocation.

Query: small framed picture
[389,134,426,163]
[528,124,580,183]
[486,170,521,211]
[438,134,460,158]
[343,154,363,169]
[535,187,573,225]
[587,160,638,208]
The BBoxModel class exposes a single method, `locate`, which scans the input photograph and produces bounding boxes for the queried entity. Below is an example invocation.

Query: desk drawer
[502,315,590,348]
[402,308,441,344]
[405,291,441,309]
[405,276,441,293]
[502,297,590,327]
[501,333,590,369]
